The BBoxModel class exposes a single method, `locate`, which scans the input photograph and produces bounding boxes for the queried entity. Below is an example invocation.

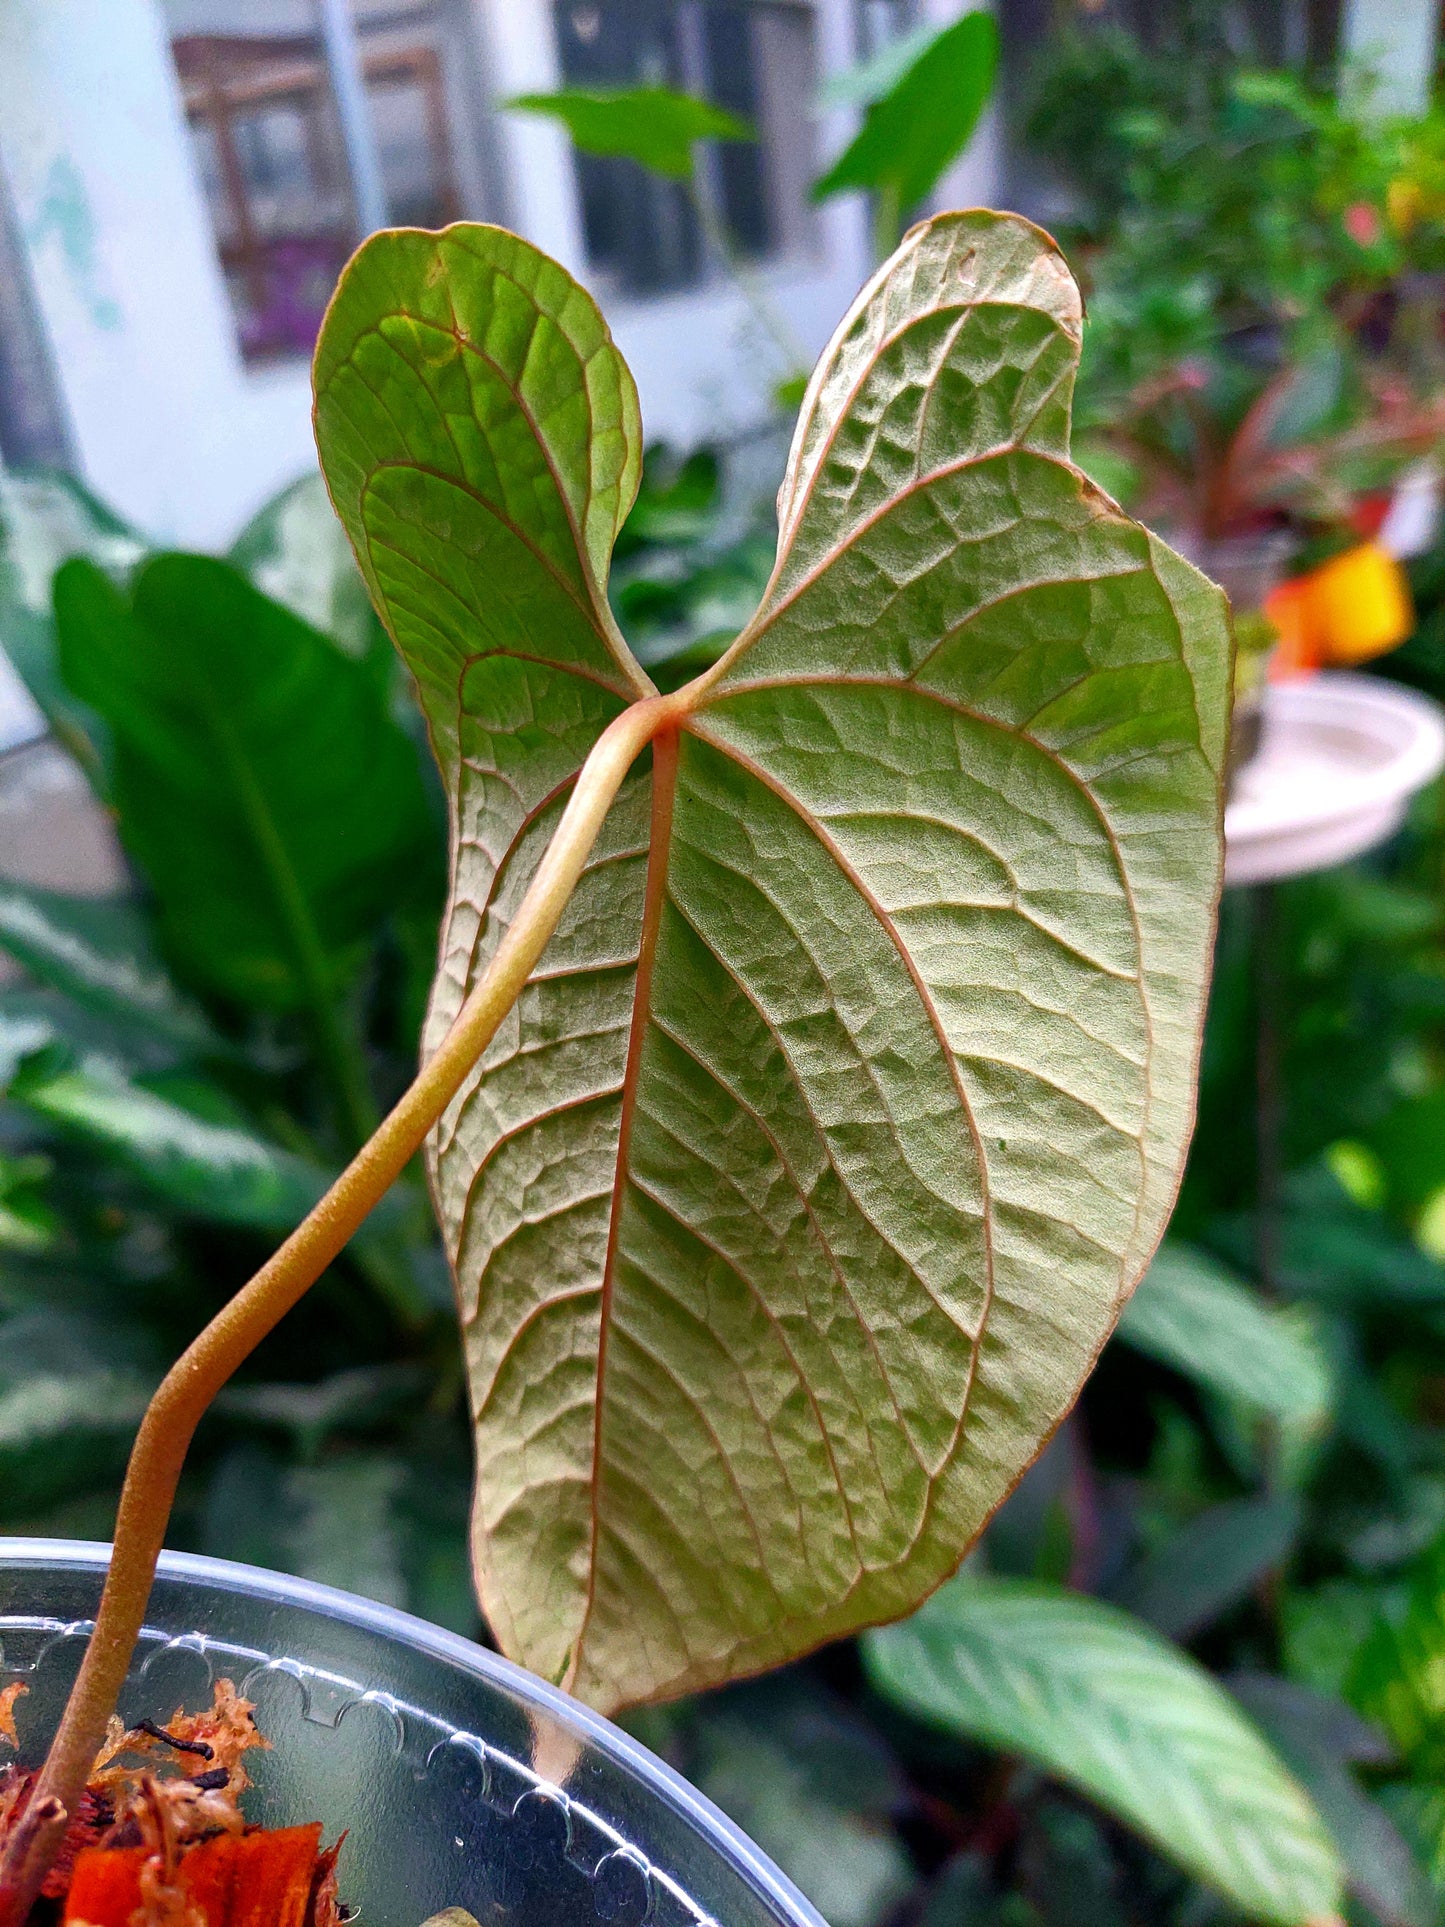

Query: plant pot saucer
[1224,671,1445,885]
[0,1539,826,1927]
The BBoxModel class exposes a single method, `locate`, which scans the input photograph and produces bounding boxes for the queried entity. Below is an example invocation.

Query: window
[555,1,819,298]
[854,0,919,62]
[164,0,494,363]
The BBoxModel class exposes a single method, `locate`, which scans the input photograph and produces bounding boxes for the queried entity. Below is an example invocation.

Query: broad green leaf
[812,14,999,214]
[0,468,142,778]
[0,880,220,1057]
[1111,1492,1301,1640]
[1231,1673,1435,1927]
[1119,1243,1334,1434]
[507,86,752,182]
[53,553,435,1013]
[864,1575,1343,1926]
[313,212,1229,1710]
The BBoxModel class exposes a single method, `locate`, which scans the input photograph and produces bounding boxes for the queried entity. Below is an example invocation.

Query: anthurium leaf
[1111,1492,1301,1640]
[864,1576,1343,1926]
[507,86,753,182]
[1119,1243,1334,1434]
[8,1051,331,1230]
[52,553,435,1012]
[314,211,1228,1711]
[0,880,221,1057]
[812,12,999,212]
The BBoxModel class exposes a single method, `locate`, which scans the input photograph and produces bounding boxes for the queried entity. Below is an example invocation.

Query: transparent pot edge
[0,1538,829,1927]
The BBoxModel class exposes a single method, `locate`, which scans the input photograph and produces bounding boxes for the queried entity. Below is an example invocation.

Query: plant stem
[0,691,679,1927]
[684,179,811,381]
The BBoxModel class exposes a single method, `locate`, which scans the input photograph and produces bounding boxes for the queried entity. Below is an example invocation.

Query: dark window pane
[702,5,771,257]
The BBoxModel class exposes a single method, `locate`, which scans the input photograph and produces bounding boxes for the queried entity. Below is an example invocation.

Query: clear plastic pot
[0,1540,827,1927]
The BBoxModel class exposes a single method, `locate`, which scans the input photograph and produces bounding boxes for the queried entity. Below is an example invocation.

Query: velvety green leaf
[0,880,220,1056]
[1111,1492,1301,1640]
[53,553,434,1012]
[314,212,1228,1709]
[1230,1674,1435,1927]
[1119,1243,1334,1434]
[0,468,142,777]
[507,86,752,182]
[9,1051,331,1230]
[812,13,999,212]
[864,1575,1343,1925]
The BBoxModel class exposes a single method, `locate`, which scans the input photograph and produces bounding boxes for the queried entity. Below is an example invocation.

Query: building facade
[0,0,998,547]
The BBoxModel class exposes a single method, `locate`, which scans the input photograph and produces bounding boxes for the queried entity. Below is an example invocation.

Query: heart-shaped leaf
[314,213,1229,1710]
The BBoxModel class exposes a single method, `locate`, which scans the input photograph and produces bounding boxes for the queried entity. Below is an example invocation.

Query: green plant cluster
[1027,30,1445,545]
[9,25,1445,1927]
[5,433,1445,1923]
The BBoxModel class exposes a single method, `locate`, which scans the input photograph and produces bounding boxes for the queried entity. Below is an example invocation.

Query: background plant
[9,17,1445,1925]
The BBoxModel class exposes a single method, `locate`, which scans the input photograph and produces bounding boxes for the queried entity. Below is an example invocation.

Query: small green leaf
[507,86,753,182]
[1111,1493,1301,1640]
[812,13,998,214]
[1119,1243,1334,1433]
[864,1575,1344,1926]
[314,212,1228,1711]
[818,22,940,109]
[0,881,220,1057]
[53,553,434,1013]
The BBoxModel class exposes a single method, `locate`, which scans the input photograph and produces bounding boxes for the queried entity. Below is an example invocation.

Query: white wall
[0,0,998,547]
[1341,0,1439,115]
[0,0,318,548]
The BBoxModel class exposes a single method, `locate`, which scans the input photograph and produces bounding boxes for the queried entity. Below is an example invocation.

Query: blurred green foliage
[13,15,1445,1922]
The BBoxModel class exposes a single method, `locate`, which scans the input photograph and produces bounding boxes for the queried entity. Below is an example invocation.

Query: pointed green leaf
[507,87,753,182]
[314,212,1229,1710]
[1111,1492,1301,1640]
[53,554,435,1011]
[1231,1673,1435,1927]
[864,1576,1344,1926]
[1119,1243,1334,1434]
[812,13,999,213]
